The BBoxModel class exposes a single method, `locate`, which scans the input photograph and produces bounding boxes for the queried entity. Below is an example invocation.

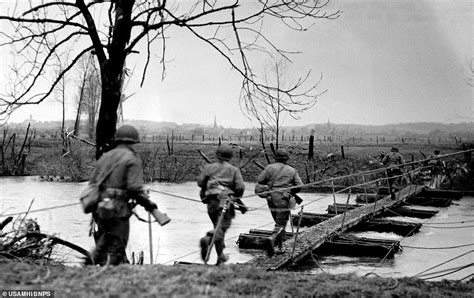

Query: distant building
[24,115,37,124]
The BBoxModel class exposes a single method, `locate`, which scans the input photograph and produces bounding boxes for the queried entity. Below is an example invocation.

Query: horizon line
[5,118,474,129]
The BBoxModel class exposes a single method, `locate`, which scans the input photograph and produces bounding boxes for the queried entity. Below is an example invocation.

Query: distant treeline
[4,119,474,143]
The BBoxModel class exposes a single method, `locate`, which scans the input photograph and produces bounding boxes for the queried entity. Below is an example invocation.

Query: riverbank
[0,259,472,297]
[5,138,473,188]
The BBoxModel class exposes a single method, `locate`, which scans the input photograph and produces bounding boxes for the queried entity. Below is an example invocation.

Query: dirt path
[0,260,472,297]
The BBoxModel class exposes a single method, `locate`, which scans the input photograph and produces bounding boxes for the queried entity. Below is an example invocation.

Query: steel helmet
[275,149,289,162]
[115,125,140,144]
[216,144,233,161]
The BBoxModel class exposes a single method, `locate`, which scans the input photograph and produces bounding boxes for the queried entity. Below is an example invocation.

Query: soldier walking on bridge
[382,147,406,199]
[197,144,247,265]
[256,148,303,256]
[428,149,444,188]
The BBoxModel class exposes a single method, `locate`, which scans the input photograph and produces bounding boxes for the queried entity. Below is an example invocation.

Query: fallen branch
[67,133,96,147]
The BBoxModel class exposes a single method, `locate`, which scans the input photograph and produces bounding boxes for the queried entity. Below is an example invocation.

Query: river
[1,176,473,281]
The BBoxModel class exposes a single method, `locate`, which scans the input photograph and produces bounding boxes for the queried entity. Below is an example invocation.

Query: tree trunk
[88,109,96,140]
[74,79,87,137]
[73,101,82,137]
[96,63,122,159]
[61,80,67,154]
[94,0,135,159]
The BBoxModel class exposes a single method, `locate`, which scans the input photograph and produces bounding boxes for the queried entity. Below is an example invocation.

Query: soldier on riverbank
[86,125,169,266]
[255,148,303,256]
[197,144,246,266]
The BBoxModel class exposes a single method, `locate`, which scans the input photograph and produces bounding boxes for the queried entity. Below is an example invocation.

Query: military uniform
[256,149,303,255]
[197,145,245,265]
[87,126,158,266]
[382,148,405,196]
[428,150,442,188]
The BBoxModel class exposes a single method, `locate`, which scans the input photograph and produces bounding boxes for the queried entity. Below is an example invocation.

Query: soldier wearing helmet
[197,144,246,265]
[428,149,443,188]
[86,125,169,266]
[256,148,303,256]
[382,146,406,198]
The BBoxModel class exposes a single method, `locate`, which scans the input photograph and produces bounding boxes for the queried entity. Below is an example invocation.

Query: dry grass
[0,260,472,297]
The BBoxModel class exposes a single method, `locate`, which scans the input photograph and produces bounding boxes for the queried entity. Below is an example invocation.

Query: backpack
[79,163,119,214]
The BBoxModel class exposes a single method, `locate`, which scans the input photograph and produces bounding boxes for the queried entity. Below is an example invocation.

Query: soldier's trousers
[206,196,235,256]
[91,217,130,266]
[387,168,403,193]
[267,197,290,247]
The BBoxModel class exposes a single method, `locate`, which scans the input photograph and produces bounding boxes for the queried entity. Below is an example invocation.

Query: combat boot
[200,233,212,261]
[264,237,275,257]
[275,242,285,255]
[216,253,229,266]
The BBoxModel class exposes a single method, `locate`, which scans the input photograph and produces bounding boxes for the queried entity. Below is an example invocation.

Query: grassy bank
[0,260,472,297]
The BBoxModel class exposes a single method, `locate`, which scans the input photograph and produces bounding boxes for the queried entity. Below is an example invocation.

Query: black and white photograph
[0,0,473,296]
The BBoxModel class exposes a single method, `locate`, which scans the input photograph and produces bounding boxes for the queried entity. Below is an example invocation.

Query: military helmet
[275,149,289,161]
[434,149,440,154]
[391,147,399,152]
[115,125,140,144]
[216,144,233,161]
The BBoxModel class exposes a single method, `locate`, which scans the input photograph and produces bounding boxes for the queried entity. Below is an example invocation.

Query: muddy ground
[0,259,472,297]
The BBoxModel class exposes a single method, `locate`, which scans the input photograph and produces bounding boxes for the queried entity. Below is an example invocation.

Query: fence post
[362,175,368,204]
[341,189,351,229]
[331,181,338,215]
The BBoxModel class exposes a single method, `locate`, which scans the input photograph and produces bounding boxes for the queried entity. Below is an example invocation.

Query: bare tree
[246,59,324,149]
[56,64,68,154]
[74,53,96,137]
[0,1,340,158]
[48,45,71,154]
[85,70,101,140]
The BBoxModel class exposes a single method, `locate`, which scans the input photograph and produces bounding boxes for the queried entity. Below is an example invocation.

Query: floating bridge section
[246,185,425,270]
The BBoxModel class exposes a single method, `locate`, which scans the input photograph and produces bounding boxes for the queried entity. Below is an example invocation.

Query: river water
[1,176,473,281]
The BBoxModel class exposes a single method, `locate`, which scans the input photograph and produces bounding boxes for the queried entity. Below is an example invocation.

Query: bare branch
[23,2,79,16]
[0,0,340,158]
[0,15,87,31]
[1,46,93,114]
[75,0,107,64]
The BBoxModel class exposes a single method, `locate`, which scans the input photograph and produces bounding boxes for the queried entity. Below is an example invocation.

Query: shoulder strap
[97,164,119,186]
[96,158,122,186]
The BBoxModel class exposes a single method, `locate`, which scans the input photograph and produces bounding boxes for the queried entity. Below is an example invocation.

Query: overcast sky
[1,0,473,128]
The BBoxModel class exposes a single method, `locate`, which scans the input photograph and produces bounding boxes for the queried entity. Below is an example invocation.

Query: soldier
[382,147,406,198]
[197,144,246,265]
[428,149,443,188]
[86,125,169,266]
[256,148,303,256]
